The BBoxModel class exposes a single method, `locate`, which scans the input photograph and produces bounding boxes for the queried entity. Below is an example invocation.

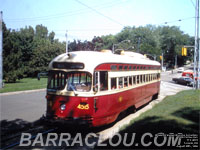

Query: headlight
[60,104,66,111]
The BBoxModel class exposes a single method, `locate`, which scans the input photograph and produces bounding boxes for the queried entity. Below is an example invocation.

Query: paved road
[161,70,182,82]
[0,90,46,122]
[0,72,192,122]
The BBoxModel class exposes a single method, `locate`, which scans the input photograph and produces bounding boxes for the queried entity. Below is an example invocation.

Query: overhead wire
[190,0,196,9]
[75,0,124,27]
[5,0,131,22]
[159,16,195,25]
[53,16,195,33]
[3,0,195,40]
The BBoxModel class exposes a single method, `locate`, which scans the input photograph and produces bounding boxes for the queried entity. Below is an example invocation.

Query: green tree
[160,26,192,67]
[3,24,24,82]
[29,39,65,76]
[101,34,116,49]
[35,24,48,39]
[49,31,55,43]
[18,26,35,75]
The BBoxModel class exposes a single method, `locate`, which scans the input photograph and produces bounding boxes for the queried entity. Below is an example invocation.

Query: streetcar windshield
[47,71,92,92]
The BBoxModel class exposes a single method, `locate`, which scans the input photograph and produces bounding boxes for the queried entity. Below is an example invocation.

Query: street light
[112,40,131,53]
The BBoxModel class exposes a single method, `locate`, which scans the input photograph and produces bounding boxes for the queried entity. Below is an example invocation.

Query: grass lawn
[98,90,200,149]
[0,78,47,93]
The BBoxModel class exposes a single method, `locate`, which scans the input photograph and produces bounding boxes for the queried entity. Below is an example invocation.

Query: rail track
[0,118,57,149]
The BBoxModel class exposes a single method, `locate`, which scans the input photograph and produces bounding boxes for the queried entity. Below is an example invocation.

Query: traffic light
[182,47,187,56]
[160,56,162,60]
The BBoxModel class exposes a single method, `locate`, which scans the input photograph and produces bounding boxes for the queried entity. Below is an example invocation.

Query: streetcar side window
[129,76,132,86]
[111,78,117,90]
[133,76,136,85]
[143,75,145,83]
[119,66,123,70]
[119,77,123,88]
[137,75,140,84]
[124,77,128,87]
[148,74,150,82]
[100,71,108,91]
[157,73,160,79]
[146,74,148,82]
[145,74,148,82]
[140,75,143,83]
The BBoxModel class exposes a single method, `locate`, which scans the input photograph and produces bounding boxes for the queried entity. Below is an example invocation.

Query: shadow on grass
[172,107,200,124]
[96,107,199,149]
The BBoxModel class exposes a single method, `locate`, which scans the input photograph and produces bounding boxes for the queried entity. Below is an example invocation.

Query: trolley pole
[65,30,68,53]
[0,11,3,88]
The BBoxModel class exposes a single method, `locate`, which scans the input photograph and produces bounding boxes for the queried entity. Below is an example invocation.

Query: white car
[177,67,184,73]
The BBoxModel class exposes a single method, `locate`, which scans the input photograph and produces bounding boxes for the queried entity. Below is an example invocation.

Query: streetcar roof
[49,51,160,73]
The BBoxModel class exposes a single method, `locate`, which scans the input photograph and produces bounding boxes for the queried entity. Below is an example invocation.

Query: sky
[0,0,196,42]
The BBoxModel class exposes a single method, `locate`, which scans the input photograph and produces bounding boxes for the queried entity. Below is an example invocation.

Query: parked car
[177,67,184,73]
[172,77,193,86]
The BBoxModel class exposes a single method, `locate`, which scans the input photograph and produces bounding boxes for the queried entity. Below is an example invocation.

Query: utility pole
[194,0,199,89]
[0,11,3,88]
[197,0,200,89]
[161,52,164,71]
[65,30,68,53]
[175,55,177,69]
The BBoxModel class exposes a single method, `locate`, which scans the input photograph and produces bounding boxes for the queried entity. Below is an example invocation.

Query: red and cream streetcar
[45,50,161,127]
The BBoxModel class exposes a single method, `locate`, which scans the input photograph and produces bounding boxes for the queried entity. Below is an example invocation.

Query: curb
[0,88,46,96]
